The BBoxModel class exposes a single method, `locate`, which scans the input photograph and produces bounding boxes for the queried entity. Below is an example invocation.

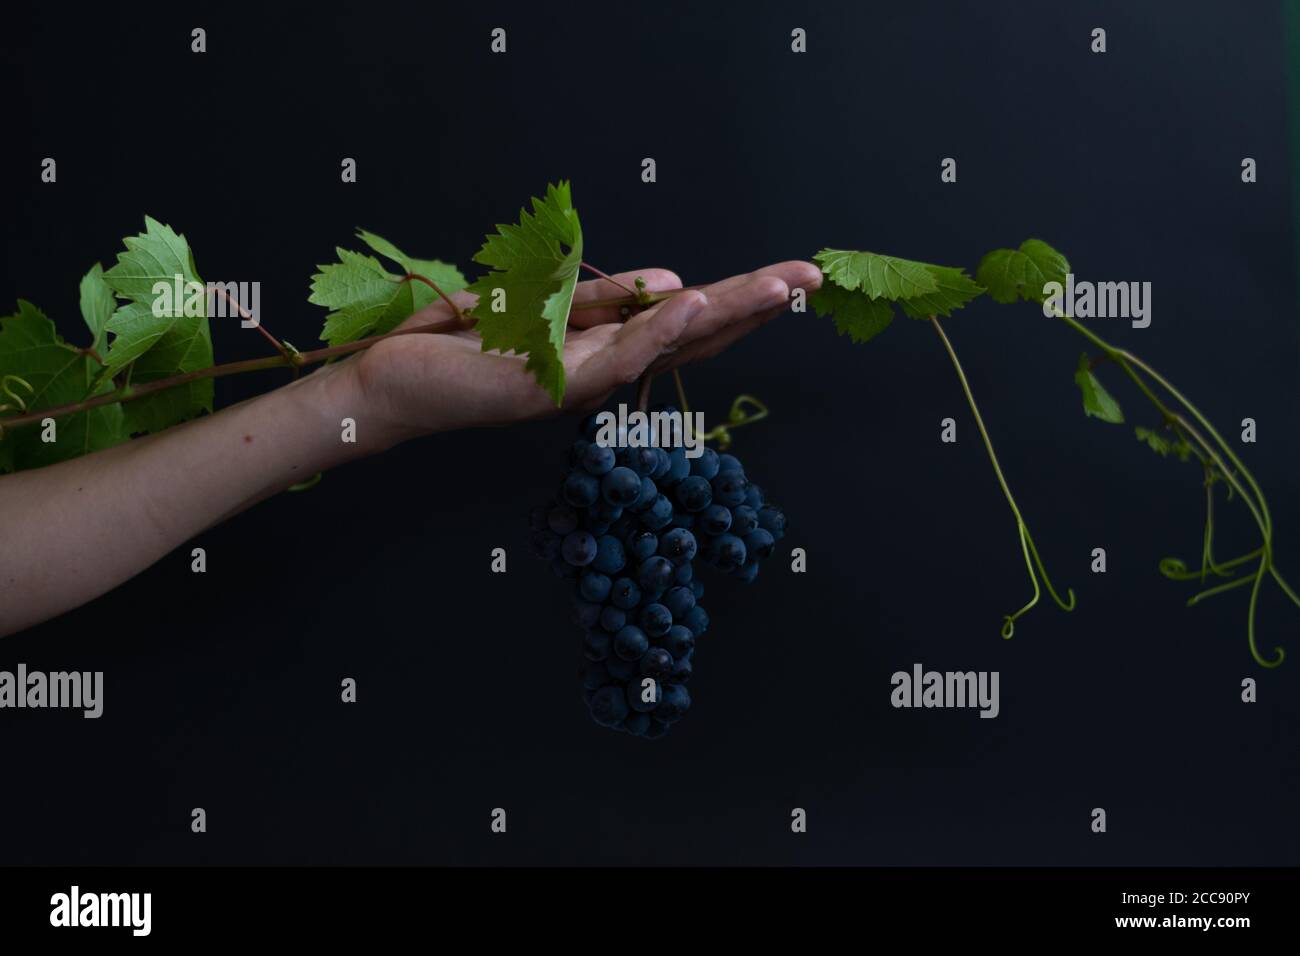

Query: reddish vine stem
[209,286,291,359]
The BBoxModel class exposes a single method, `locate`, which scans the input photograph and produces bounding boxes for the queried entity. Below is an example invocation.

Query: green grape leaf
[1074,352,1124,423]
[310,234,467,347]
[899,264,985,319]
[809,284,895,344]
[78,263,115,354]
[100,217,214,431]
[1136,425,1193,461]
[466,182,584,405]
[977,239,1070,305]
[0,301,127,471]
[813,249,938,300]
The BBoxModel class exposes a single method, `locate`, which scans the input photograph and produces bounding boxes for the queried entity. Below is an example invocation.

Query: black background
[2,1,1298,866]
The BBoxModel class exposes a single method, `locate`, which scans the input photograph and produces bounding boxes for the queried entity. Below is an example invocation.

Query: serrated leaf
[976,239,1070,305]
[310,236,467,347]
[466,182,584,405]
[809,284,895,344]
[79,263,115,353]
[102,216,201,304]
[0,300,127,471]
[1074,352,1124,423]
[813,249,938,300]
[899,264,985,319]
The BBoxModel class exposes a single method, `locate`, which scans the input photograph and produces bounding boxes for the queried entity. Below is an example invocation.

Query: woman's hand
[348,262,821,444]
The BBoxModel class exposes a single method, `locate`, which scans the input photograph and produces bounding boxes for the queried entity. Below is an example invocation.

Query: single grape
[670,650,693,684]
[659,527,698,565]
[631,476,659,511]
[530,530,561,561]
[682,605,709,637]
[625,711,652,736]
[589,501,623,527]
[601,466,642,507]
[757,505,786,538]
[662,586,695,619]
[610,577,642,610]
[627,530,659,562]
[690,578,705,600]
[629,447,659,476]
[592,535,627,575]
[562,530,598,566]
[665,447,690,484]
[717,453,743,474]
[600,605,627,633]
[712,470,748,508]
[689,448,720,480]
[581,443,616,476]
[733,560,759,583]
[663,624,696,658]
[673,562,693,585]
[640,495,674,530]
[700,504,732,535]
[639,587,665,606]
[614,625,650,661]
[639,647,674,680]
[743,528,775,561]
[707,533,747,571]
[730,505,758,536]
[583,630,611,661]
[639,603,673,637]
[654,683,691,722]
[579,571,612,603]
[650,448,672,480]
[744,483,764,509]
[638,555,675,592]
[675,475,713,513]
[589,685,629,726]
[562,471,600,508]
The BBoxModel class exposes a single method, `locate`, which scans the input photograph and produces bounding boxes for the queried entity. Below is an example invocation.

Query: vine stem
[929,316,1075,636]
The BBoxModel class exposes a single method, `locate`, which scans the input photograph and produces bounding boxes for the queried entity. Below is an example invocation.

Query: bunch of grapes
[528,408,787,737]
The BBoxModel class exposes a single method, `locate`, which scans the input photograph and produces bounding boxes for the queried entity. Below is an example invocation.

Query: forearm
[0,361,376,636]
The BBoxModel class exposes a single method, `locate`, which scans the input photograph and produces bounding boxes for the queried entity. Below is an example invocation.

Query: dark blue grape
[730,505,758,536]
[627,530,658,562]
[531,530,561,561]
[743,528,775,561]
[625,711,652,736]
[734,560,759,583]
[562,471,600,508]
[639,587,665,606]
[640,495,674,530]
[700,504,732,535]
[592,535,627,575]
[654,683,691,722]
[578,413,603,441]
[583,630,611,661]
[663,625,695,658]
[569,439,591,468]
[650,448,672,480]
[581,443,616,476]
[689,448,719,480]
[668,512,695,531]
[562,530,598,566]
[673,562,693,585]
[663,586,695,619]
[665,447,690,484]
[614,625,650,661]
[639,647,674,680]
[670,650,693,683]
[589,501,623,528]
[627,678,662,713]
[631,476,659,511]
[600,605,627,633]
[610,577,641,610]
[717,454,743,474]
[639,603,673,637]
[690,578,704,600]
[675,475,712,512]
[757,506,786,538]
[683,606,709,637]
[707,533,746,571]
[659,528,698,566]
[744,483,764,509]
[628,447,658,476]
[580,571,612,603]
[638,555,675,591]
[712,470,748,508]
[589,685,629,726]
[601,466,640,507]
[547,503,578,535]
[605,654,637,681]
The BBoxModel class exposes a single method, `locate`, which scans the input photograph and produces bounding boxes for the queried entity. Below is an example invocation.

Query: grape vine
[0,183,1295,666]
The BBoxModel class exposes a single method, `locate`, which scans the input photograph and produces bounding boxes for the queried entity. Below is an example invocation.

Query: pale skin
[0,261,821,637]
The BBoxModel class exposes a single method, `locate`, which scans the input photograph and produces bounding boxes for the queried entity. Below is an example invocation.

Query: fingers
[568,268,682,328]
[565,290,707,407]
[695,260,822,301]
[652,300,789,371]
[669,275,791,349]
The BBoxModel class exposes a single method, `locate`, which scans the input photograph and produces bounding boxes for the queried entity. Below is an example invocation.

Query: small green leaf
[977,239,1070,305]
[1074,353,1124,423]
[813,249,938,300]
[809,284,895,344]
[466,182,584,405]
[78,263,115,354]
[1135,425,1172,456]
[898,264,985,319]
